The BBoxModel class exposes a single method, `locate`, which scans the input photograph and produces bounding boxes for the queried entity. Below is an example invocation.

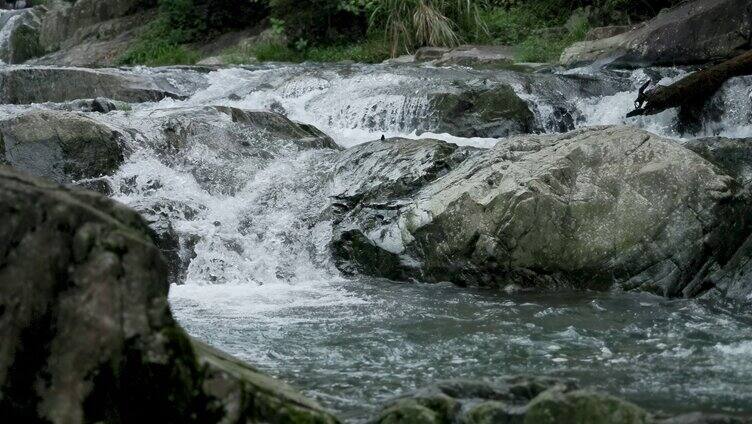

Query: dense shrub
[269,0,368,48]
[119,0,688,65]
[200,0,270,30]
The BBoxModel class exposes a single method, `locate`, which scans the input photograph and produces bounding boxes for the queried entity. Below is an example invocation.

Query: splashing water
[4,60,749,420]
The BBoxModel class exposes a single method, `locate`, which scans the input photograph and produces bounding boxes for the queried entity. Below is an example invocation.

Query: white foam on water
[715,341,752,356]
[136,67,500,149]
[43,62,752,418]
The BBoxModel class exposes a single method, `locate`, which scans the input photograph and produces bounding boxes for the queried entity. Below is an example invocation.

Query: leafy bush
[117,23,200,65]
[269,0,368,48]
[514,14,589,62]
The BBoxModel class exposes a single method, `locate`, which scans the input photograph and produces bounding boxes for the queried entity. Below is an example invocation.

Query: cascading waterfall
[7,62,750,420]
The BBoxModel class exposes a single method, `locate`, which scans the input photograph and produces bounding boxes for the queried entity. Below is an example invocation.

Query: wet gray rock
[584,25,637,41]
[332,126,751,299]
[0,109,126,184]
[415,45,527,71]
[435,45,520,69]
[0,6,44,63]
[415,46,450,62]
[331,137,477,279]
[0,66,185,104]
[561,0,752,67]
[426,84,535,138]
[685,137,752,304]
[127,198,205,286]
[0,165,339,424]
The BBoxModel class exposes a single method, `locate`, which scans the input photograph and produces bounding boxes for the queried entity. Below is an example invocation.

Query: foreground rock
[0,7,44,64]
[0,109,126,184]
[0,66,185,104]
[0,165,338,423]
[561,0,752,67]
[376,378,748,424]
[331,126,752,300]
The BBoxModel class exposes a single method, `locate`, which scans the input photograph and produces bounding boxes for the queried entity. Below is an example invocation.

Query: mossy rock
[8,23,44,64]
[194,340,339,424]
[428,84,535,138]
[0,110,125,183]
[524,390,650,424]
[464,401,523,424]
[376,400,443,424]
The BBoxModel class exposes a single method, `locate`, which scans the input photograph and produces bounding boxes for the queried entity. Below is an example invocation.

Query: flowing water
[6,62,752,420]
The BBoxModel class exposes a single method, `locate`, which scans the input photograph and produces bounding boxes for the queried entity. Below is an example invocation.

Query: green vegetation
[119,0,684,66]
[117,24,201,66]
[223,37,391,64]
[369,0,488,56]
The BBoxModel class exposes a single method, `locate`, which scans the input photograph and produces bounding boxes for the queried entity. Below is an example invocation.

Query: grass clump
[515,15,590,62]
[369,0,488,56]
[222,36,390,65]
[117,25,200,66]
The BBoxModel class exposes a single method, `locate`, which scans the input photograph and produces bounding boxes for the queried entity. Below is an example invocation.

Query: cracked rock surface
[331,126,752,299]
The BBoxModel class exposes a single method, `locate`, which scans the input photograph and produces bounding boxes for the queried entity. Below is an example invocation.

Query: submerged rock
[375,377,648,424]
[0,165,339,423]
[331,126,752,299]
[376,377,748,424]
[0,109,126,184]
[0,66,185,104]
[561,0,752,67]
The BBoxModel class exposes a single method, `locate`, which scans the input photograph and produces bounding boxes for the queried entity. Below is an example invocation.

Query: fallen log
[627,50,752,118]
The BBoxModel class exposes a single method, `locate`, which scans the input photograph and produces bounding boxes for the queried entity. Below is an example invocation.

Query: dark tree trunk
[627,50,752,118]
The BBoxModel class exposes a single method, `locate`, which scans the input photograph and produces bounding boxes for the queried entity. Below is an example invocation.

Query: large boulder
[331,126,751,299]
[0,7,44,64]
[0,165,339,423]
[0,66,185,104]
[0,110,126,184]
[561,0,752,67]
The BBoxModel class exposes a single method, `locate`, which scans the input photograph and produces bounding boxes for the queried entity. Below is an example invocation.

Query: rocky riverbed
[0,60,750,423]
[2,0,752,422]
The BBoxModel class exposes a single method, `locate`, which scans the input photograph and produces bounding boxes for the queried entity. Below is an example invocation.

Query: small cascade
[3,60,752,420]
